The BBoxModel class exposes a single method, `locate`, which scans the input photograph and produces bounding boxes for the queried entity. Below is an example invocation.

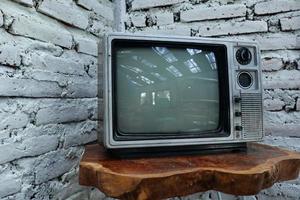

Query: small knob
[234,97,242,103]
[235,126,243,131]
[235,111,242,117]
[236,47,252,65]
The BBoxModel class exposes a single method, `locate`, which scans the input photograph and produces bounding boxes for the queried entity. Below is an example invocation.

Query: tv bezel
[111,39,231,141]
[103,33,263,149]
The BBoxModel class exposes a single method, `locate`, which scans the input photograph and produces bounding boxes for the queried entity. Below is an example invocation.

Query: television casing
[100,33,264,152]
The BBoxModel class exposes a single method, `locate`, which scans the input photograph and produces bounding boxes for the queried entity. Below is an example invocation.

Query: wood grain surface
[79,143,300,200]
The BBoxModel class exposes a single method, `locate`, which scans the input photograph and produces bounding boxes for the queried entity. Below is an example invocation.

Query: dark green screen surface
[116,46,220,134]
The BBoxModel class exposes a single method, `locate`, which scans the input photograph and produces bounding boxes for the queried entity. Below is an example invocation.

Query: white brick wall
[196,20,268,36]
[126,0,300,199]
[130,13,146,27]
[263,70,300,89]
[262,58,283,71]
[0,172,21,198]
[254,0,300,15]
[37,0,90,30]
[77,0,114,21]
[155,11,174,26]
[0,0,110,199]
[280,16,300,31]
[0,0,299,200]
[181,4,247,22]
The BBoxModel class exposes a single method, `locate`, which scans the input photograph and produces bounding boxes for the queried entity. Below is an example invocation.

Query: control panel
[233,44,263,140]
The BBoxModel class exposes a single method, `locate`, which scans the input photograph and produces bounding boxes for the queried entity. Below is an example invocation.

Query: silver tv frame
[101,33,264,149]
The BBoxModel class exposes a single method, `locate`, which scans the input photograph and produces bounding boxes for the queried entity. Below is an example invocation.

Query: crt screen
[115,45,220,134]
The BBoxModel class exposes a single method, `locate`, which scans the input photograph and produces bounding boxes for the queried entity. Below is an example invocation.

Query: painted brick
[76,0,114,21]
[35,99,96,125]
[11,0,33,7]
[265,124,300,137]
[155,11,174,26]
[263,70,300,89]
[265,111,300,126]
[181,4,246,22]
[131,0,186,10]
[34,147,83,184]
[222,34,299,51]
[264,89,299,111]
[0,111,28,130]
[0,129,10,141]
[61,50,99,77]
[262,58,283,71]
[274,184,300,199]
[0,78,63,97]
[264,99,284,111]
[280,16,300,31]
[263,136,300,152]
[0,135,59,164]
[0,43,22,67]
[24,70,97,98]
[25,70,77,87]
[261,50,300,65]
[0,172,21,198]
[0,0,73,49]
[65,79,98,98]
[258,182,300,200]
[257,34,300,50]
[10,15,73,49]
[64,121,98,148]
[136,24,191,36]
[88,19,112,36]
[0,27,63,61]
[38,0,89,30]
[28,54,86,76]
[8,123,64,140]
[35,105,85,125]
[130,13,146,27]
[254,0,300,15]
[56,178,87,200]
[73,33,98,56]
[197,20,268,36]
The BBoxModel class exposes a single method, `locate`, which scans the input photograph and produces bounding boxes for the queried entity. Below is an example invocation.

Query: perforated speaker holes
[238,72,253,89]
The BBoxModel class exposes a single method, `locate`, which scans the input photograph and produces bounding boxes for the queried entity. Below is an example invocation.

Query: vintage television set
[101,33,263,156]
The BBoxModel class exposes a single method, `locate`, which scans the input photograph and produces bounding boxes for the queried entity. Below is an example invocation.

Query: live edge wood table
[79,143,300,200]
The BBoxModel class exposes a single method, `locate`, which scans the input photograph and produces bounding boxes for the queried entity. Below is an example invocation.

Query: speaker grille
[241,93,263,139]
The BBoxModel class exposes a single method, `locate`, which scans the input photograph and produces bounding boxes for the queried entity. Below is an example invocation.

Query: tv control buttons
[236,47,252,65]
[238,71,253,89]
[235,126,243,131]
[235,112,242,117]
[234,97,242,103]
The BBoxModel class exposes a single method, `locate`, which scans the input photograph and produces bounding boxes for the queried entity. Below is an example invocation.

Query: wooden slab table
[79,143,300,200]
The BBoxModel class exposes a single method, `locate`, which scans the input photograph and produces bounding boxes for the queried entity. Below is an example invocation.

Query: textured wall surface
[0,0,112,199]
[0,0,299,199]
[125,0,300,199]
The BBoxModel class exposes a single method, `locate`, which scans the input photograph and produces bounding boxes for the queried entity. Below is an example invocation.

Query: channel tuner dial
[236,47,252,65]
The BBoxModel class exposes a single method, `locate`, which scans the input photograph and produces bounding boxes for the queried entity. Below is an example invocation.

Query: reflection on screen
[116,46,220,134]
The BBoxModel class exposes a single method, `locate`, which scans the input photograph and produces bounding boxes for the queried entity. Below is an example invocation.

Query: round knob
[236,47,252,65]
[238,72,253,89]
